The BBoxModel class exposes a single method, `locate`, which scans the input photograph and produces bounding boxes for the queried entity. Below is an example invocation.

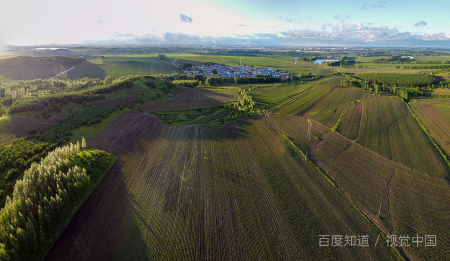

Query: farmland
[352,95,449,177]
[0,114,63,145]
[45,111,401,260]
[1,47,450,260]
[0,55,179,81]
[410,102,450,157]
[67,55,179,80]
[269,114,450,261]
[170,85,238,101]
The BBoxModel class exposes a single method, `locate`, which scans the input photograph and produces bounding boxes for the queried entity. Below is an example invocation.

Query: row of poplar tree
[0,139,89,261]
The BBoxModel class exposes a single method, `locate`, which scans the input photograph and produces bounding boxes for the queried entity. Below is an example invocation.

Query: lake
[313,59,339,64]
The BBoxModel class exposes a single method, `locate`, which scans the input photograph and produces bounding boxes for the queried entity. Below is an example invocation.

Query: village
[182,64,292,78]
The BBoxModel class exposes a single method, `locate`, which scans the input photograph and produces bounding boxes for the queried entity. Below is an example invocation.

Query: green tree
[82,137,86,148]
[103,76,112,85]
[212,68,218,75]
[205,77,214,86]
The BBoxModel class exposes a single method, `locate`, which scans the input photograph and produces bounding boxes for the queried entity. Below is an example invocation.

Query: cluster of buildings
[182,64,292,78]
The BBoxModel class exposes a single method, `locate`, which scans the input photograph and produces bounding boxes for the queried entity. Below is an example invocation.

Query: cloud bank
[84,23,450,47]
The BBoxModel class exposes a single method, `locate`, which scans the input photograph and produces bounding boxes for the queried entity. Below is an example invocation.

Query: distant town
[182,64,292,78]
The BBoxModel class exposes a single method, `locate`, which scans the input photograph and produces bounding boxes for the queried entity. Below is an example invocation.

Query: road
[48,66,76,81]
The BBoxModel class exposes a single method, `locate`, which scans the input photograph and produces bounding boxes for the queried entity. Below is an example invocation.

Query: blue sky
[1,0,449,47]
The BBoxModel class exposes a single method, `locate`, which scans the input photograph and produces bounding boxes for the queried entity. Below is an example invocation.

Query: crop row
[406,103,450,172]
[270,114,450,260]
[269,77,337,112]
[45,112,401,260]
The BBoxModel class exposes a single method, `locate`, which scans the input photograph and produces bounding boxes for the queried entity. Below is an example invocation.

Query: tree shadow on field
[44,160,150,261]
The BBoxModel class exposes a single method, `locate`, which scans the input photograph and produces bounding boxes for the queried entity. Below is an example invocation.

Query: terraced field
[45,112,401,261]
[270,114,450,261]
[410,102,450,157]
[336,95,449,177]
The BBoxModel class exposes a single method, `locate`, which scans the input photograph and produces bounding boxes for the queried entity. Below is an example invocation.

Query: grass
[356,95,449,178]
[45,112,401,260]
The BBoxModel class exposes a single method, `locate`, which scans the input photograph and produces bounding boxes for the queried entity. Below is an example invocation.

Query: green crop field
[67,55,179,80]
[272,77,341,115]
[356,95,449,177]
[415,97,450,106]
[269,114,450,261]
[45,112,401,260]
[337,101,363,141]
[302,86,369,128]
[249,82,317,106]
[0,55,179,81]
[410,102,450,157]
[0,65,63,80]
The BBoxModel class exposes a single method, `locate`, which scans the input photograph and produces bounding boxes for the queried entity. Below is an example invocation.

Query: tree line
[32,107,114,145]
[359,73,438,88]
[0,140,56,181]
[0,141,113,260]
[7,78,135,114]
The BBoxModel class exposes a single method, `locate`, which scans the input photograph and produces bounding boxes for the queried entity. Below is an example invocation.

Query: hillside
[45,112,401,260]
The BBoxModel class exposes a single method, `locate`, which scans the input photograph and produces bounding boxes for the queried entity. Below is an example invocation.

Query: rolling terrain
[45,112,401,260]
[270,114,450,261]
[338,95,449,178]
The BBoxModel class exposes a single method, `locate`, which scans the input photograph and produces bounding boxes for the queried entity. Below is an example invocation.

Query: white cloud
[414,20,427,27]
[362,1,388,10]
[179,14,193,23]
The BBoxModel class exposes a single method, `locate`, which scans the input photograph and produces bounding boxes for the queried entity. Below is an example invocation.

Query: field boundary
[256,100,406,260]
[406,103,450,173]
[332,91,372,132]
[85,109,128,142]
[275,124,406,260]
[270,76,337,112]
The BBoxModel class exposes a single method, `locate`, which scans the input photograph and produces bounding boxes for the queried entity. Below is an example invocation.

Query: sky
[1,0,450,47]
